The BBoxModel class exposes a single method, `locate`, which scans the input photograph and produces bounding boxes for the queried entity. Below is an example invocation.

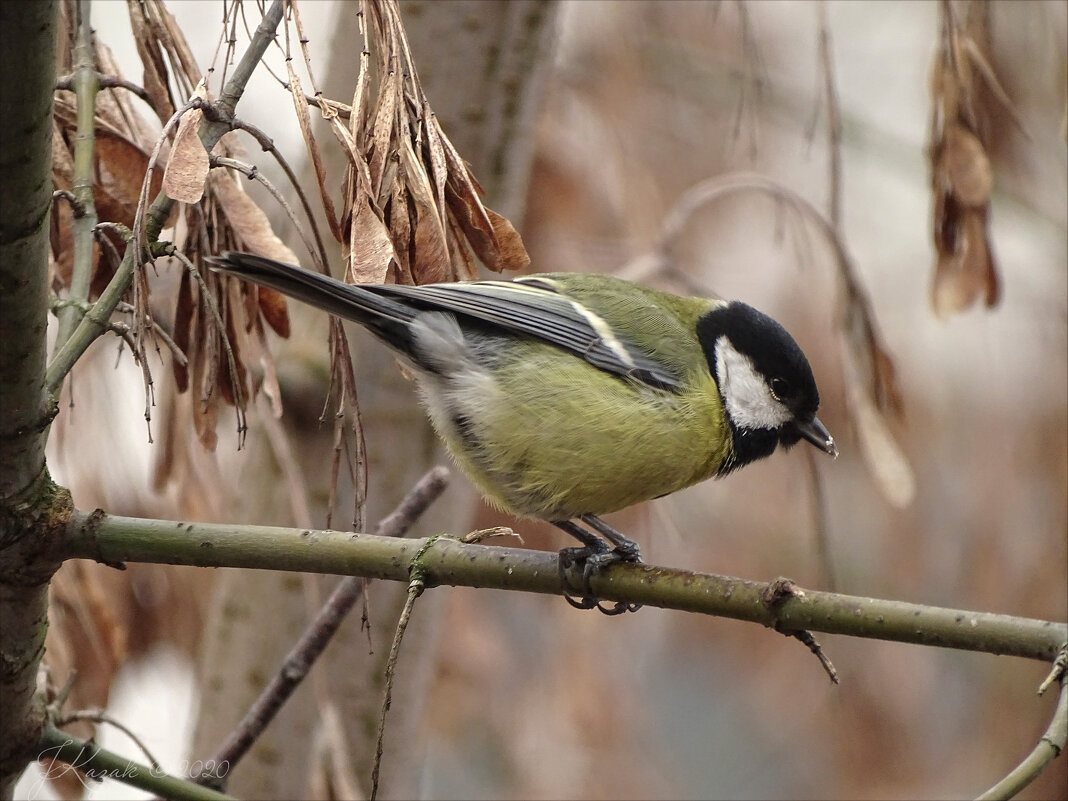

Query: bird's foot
[556,522,643,615]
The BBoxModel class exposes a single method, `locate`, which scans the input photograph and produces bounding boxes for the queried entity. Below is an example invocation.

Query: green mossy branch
[62,508,1067,664]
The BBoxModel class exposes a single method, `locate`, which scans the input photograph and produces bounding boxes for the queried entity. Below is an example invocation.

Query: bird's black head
[696,302,835,473]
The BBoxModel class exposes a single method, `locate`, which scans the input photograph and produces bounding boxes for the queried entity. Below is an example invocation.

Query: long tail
[206,251,416,351]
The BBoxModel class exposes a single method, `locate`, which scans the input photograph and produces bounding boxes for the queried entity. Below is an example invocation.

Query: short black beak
[793,416,838,458]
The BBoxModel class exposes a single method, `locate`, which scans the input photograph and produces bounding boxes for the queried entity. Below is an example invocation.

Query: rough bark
[0,2,61,798]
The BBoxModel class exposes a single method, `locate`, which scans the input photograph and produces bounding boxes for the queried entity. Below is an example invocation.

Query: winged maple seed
[53,0,529,474]
[294,0,531,287]
[927,1,1012,319]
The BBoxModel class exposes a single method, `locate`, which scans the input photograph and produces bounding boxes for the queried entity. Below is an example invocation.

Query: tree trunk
[0,2,61,798]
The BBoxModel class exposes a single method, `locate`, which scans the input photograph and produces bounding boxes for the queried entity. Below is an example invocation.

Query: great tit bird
[208,252,836,612]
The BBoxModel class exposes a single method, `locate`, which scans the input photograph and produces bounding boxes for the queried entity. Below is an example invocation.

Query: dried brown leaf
[349,193,396,284]
[411,196,452,284]
[94,37,164,142]
[389,178,414,284]
[208,169,300,265]
[369,68,399,201]
[50,122,76,287]
[485,208,531,274]
[217,283,249,408]
[329,0,531,290]
[932,207,998,319]
[95,128,165,223]
[50,109,166,292]
[258,288,292,339]
[940,125,991,208]
[44,554,212,796]
[51,118,74,188]
[926,2,1002,319]
[287,63,343,243]
[440,131,494,234]
[51,561,128,678]
[871,343,904,418]
[960,33,1028,137]
[436,127,531,274]
[151,0,203,94]
[446,211,477,282]
[254,319,284,419]
[423,111,449,229]
[401,139,450,282]
[126,0,176,122]
[172,266,195,392]
[444,176,506,274]
[42,558,128,800]
[836,292,914,507]
[163,105,208,203]
[191,304,219,452]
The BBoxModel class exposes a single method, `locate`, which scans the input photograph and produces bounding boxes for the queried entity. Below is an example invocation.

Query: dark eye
[770,377,789,400]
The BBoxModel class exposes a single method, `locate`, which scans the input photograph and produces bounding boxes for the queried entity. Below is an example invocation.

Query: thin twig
[370,573,424,801]
[51,293,188,369]
[45,85,194,397]
[52,188,84,215]
[53,3,101,364]
[817,1,842,231]
[976,678,1067,800]
[193,467,449,789]
[46,1,287,398]
[56,71,156,110]
[166,247,247,447]
[807,1,843,592]
[728,0,766,163]
[113,302,188,367]
[131,95,201,263]
[256,392,316,530]
[46,248,137,394]
[761,577,839,684]
[216,115,330,272]
[304,92,352,118]
[50,296,134,353]
[36,723,232,801]
[784,628,839,685]
[209,155,321,270]
[56,709,163,772]
[374,467,450,538]
[1038,644,1068,696]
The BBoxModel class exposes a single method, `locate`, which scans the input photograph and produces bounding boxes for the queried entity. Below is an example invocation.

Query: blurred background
[26,1,1067,799]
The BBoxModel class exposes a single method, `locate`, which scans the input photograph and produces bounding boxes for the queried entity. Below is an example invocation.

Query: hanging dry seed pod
[927,0,1009,319]
[289,0,531,286]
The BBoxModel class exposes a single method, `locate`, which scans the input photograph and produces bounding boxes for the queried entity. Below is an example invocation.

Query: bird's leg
[553,517,643,615]
[579,514,642,562]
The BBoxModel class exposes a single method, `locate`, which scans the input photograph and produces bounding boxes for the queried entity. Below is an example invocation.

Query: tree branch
[61,508,1067,665]
[44,0,287,395]
[977,677,1067,800]
[34,723,233,801]
[52,3,100,361]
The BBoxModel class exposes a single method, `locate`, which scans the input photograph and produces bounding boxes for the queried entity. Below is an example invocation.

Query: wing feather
[369,280,681,390]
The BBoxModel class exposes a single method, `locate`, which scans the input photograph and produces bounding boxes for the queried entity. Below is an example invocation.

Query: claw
[595,599,641,615]
[555,524,644,614]
[563,593,601,611]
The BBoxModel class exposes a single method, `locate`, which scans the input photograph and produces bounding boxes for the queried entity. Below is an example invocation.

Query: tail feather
[207,251,416,352]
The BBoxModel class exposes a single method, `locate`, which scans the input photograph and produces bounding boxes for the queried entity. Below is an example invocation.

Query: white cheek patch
[714,336,793,431]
